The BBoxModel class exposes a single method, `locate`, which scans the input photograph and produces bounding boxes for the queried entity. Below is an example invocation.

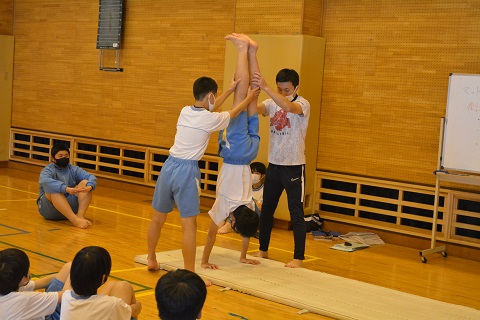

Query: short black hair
[193,76,218,101]
[51,143,70,158]
[70,246,112,296]
[275,68,300,87]
[250,162,266,175]
[0,248,30,295]
[155,269,207,320]
[232,205,259,238]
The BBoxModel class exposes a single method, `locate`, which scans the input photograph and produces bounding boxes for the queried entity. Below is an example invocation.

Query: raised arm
[227,87,260,119]
[257,101,267,116]
[251,72,303,115]
[211,77,241,111]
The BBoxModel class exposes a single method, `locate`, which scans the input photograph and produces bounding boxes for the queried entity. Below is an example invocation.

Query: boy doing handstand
[202,33,262,269]
[217,161,266,235]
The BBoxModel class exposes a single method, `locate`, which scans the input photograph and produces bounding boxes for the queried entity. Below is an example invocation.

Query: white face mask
[285,86,298,102]
[208,93,216,111]
[252,173,261,185]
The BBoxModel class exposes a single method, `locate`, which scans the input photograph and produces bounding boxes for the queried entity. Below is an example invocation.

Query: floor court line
[0,239,67,263]
[0,184,37,195]
[110,266,149,273]
[0,184,322,263]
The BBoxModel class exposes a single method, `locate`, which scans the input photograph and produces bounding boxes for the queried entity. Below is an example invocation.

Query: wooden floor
[1,167,479,319]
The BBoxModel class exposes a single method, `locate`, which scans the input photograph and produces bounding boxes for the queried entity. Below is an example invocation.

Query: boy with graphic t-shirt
[146,72,260,274]
[251,68,310,269]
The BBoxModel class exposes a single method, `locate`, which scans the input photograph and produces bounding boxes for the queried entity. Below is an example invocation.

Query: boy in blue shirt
[201,33,262,269]
[37,144,96,229]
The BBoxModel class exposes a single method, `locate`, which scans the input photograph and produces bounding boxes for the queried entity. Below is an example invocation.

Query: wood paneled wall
[0,0,13,35]
[11,0,312,157]
[303,0,323,36]
[12,1,236,155]
[318,0,480,186]
[10,0,480,189]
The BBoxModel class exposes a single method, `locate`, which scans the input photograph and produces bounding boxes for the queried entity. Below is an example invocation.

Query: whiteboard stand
[420,118,447,263]
[421,74,480,262]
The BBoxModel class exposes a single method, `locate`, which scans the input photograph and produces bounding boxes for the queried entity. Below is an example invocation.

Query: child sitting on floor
[60,246,142,320]
[0,248,71,320]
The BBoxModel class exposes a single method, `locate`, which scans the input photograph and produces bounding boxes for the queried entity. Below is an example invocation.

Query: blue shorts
[45,278,64,320]
[152,156,201,218]
[37,193,79,220]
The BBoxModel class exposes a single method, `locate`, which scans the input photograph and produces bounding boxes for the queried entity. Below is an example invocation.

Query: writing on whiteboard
[463,86,480,95]
[467,101,479,112]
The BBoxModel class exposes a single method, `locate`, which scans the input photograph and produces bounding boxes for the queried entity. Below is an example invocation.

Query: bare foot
[285,259,303,268]
[147,258,161,271]
[217,222,233,234]
[73,217,92,229]
[225,33,249,51]
[239,33,258,53]
[254,250,268,259]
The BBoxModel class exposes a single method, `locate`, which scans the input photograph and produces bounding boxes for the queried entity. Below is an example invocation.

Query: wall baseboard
[7,161,270,222]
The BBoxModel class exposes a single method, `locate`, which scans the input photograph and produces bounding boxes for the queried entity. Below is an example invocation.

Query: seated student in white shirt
[0,248,71,320]
[60,246,142,320]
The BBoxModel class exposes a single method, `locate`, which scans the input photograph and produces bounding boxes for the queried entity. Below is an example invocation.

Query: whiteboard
[442,73,480,173]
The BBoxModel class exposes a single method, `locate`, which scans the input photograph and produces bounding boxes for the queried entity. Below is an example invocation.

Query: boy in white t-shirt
[60,246,141,320]
[146,73,260,275]
[201,34,263,269]
[0,248,71,320]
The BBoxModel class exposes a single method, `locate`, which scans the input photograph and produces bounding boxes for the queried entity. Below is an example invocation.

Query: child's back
[60,246,141,320]
[60,290,132,320]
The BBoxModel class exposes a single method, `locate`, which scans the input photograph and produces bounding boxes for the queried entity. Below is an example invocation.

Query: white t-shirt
[263,96,310,165]
[60,290,132,320]
[252,184,264,205]
[169,106,230,160]
[0,281,58,320]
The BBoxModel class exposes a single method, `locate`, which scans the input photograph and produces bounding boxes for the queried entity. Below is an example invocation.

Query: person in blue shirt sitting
[37,143,97,229]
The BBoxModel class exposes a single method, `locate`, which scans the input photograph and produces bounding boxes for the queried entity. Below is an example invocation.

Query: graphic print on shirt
[270,109,291,131]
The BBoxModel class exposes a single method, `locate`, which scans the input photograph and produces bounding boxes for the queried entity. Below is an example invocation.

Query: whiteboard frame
[441,73,480,174]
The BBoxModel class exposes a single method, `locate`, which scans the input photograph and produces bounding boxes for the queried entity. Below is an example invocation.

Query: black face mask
[55,158,70,168]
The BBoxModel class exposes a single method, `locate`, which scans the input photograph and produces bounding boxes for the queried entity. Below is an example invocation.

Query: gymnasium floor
[1,167,479,319]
